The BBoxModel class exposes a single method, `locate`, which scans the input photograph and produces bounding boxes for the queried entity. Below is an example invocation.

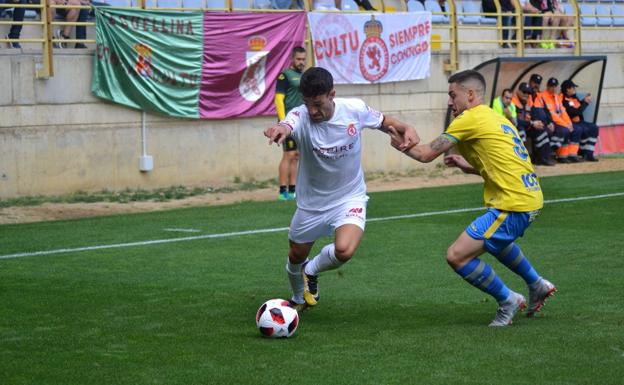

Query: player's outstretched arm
[379,116,420,152]
[263,123,292,146]
[444,154,479,175]
[388,131,454,163]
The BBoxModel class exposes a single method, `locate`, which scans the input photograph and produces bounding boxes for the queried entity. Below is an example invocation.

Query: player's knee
[288,249,307,264]
[334,243,355,262]
[445,245,463,269]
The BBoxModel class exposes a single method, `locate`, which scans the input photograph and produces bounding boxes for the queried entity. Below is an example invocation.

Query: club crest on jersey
[347,123,357,136]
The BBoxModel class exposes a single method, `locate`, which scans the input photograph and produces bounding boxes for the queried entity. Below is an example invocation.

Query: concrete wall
[1,49,623,198]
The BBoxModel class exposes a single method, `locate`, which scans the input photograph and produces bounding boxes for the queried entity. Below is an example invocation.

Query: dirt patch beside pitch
[1,158,623,225]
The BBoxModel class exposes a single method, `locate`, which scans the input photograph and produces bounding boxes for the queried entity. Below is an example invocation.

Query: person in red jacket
[561,80,599,162]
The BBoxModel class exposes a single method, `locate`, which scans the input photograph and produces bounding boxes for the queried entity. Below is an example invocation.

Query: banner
[307,12,431,84]
[92,8,306,119]
[200,12,306,119]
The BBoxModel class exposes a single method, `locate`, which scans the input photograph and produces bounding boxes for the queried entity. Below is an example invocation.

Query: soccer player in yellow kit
[388,70,556,326]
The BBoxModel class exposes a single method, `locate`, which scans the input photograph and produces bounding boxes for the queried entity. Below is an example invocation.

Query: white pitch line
[1,192,622,261]
[163,228,202,233]
[0,227,288,260]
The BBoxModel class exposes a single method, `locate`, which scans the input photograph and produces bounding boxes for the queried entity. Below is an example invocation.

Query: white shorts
[288,198,368,244]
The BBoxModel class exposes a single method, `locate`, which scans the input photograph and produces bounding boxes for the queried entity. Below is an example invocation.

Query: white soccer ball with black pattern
[255,299,299,338]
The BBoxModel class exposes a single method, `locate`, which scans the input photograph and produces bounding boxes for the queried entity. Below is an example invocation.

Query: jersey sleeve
[355,99,384,130]
[443,112,476,143]
[275,93,286,121]
[275,72,289,95]
[280,105,305,142]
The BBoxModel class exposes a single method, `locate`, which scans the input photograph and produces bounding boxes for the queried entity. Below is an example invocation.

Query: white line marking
[163,228,202,233]
[1,192,622,260]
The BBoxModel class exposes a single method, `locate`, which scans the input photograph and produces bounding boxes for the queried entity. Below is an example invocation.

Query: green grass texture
[1,171,623,385]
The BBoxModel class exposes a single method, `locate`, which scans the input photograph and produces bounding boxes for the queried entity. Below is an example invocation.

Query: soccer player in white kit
[264,67,419,311]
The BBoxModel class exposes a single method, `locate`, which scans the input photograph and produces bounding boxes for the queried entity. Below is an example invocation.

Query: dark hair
[448,69,486,94]
[292,46,306,56]
[299,67,333,97]
[502,88,513,96]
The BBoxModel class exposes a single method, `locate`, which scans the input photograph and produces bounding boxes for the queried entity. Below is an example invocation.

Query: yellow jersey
[443,104,543,212]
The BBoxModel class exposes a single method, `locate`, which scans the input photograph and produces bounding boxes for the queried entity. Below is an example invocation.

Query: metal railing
[1,0,623,77]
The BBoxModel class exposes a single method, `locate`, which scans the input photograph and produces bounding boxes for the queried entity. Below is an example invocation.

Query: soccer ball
[256,299,299,338]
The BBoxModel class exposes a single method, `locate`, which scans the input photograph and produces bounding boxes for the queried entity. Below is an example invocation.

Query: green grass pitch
[1,171,623,385]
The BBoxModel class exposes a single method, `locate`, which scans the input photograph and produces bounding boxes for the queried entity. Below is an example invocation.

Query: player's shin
[304,244,342,276]
[286,258,308,304]
[494,243,539,285]
[455,258,511,302]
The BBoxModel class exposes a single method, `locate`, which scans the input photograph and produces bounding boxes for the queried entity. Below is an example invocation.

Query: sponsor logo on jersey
[346,207,364,218]
[521,172,541,192]
[312,142,356,160]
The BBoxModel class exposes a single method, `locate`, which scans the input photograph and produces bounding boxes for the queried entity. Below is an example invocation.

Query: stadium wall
[0,50,623,199]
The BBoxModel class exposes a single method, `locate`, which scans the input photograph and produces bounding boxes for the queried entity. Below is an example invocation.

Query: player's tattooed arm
[430,135,453,153]
[401,134,455,163]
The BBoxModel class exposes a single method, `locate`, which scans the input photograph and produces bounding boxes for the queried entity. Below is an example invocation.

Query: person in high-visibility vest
[526,74,555,166]
[561,80,599,162]
[492,88,518,127]
[540,77,583,163]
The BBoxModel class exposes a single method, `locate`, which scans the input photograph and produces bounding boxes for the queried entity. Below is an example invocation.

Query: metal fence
[1,0,622,77]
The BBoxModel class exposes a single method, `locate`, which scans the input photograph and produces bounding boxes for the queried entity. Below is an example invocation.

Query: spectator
[521,0,543,47]
[49,0,89,49]
[527,74,555,165]
[274,46,306,200]
[552,0,573,48]
[511,82,533,145]
[561,80,599,162]
[482,0,516,48]
[3,0,26,49]
[492,88,517,126]
[528,0,556,49]
[541,77,583,163]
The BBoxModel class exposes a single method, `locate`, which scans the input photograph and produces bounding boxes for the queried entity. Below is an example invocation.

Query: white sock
[304,244,342,276]
[286,258,307,304]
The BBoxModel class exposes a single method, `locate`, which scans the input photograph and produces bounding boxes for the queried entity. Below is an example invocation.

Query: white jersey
[280,98,384,211]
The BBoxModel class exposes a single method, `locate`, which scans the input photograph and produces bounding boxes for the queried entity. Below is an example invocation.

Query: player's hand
[387,125,419,153]
[444,154,473,174]
[583,94,592,104]
[547,123,555,133]
[263,124,289,146]
[444,154,465,168]
[532,120,544,129]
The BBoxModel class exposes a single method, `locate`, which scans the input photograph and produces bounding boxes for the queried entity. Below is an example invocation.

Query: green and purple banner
[92,8,306,119]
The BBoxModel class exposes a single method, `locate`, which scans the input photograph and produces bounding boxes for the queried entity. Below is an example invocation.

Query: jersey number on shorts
[501,124,529,161]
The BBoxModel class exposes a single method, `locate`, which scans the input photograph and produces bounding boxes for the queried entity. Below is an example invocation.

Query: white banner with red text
[307,12,431,84]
